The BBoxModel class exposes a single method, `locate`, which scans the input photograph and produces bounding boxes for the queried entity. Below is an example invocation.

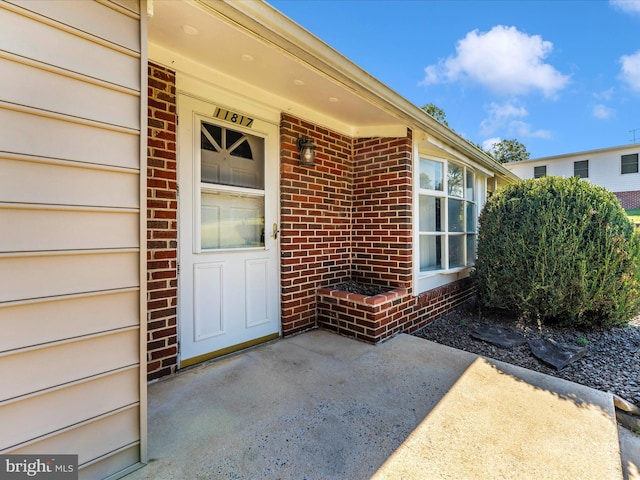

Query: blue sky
[269,0,640,158]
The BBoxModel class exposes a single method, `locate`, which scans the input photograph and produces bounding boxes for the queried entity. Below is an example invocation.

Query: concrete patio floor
[126,330,638,479]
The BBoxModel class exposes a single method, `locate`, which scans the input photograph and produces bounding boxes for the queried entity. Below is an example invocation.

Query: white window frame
[414,152,486,294]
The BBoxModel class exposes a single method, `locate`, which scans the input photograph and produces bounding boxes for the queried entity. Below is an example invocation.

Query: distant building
[505,144,640,209]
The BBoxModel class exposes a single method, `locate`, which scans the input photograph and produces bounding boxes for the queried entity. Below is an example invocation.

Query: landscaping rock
[470,324,528,348]
[528,338,588,370]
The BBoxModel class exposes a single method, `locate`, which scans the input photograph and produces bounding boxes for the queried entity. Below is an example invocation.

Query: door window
[199,120,265,249]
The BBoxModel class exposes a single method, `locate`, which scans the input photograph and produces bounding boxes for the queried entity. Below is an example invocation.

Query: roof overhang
[147,0,519,182]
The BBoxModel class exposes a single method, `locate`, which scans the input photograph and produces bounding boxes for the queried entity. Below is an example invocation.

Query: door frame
[176,86,282,368]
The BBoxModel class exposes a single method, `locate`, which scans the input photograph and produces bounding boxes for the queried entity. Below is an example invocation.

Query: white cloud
[480,101,528,134]
[620,50,640,92]
[592,104,615,119]
[509,121,553,139]
[479,101,551,140]
[421,25,570,97]
[611,0,640,14]
[593,88,615,101]
[482,137,501,152]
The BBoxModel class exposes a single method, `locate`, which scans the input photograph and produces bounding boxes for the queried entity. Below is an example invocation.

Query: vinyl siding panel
[0,0,145,478]
[0,290,139,352]
[1,368,139,450]
[0,108,140,169]
[2,329,139,403]
[0,56,140,129]
[10,407,140,469]
[0,4,140,90]
[0,156,139,208]
[4,0,141,52]
[0,207,139,252]
[0,251,139,303]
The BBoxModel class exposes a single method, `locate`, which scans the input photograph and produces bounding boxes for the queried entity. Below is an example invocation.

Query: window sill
[415,267,472,295]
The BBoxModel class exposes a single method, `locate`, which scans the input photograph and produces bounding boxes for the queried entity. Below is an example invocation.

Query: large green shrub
[474,176,640,328]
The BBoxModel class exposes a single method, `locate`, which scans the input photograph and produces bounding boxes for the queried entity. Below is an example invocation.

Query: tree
[421,103,449,127]
[489,138,530,163]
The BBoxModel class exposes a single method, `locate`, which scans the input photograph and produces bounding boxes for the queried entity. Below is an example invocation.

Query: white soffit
[147,0,404,137]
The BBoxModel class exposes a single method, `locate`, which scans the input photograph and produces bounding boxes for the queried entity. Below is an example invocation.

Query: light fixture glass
[297,137,316,166]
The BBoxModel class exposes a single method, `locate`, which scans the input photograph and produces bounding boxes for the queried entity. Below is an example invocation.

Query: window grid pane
[419,196,443,232]
[420,235,443,272]
[420,158,444,190]
[466,234,476,266]
[448,199,464,232]
[447,163,463,197]
[448,235,464,268]
[622,154,639,174]
[574,160,589,178]
[419,161,477,274]
[534,165,547,178]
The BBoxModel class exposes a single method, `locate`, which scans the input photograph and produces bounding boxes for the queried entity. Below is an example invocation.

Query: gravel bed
[413,302,640,408]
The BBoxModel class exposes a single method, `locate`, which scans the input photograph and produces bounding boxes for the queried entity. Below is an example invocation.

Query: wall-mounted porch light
[297,137,316,166]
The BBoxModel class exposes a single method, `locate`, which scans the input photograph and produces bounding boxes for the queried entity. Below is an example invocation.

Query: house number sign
[213,107,254,128]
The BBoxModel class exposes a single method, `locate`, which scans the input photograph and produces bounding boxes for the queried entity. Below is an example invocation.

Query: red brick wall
[615,190,640,210]
[282,115,474,343]
[352,135,413,290]
[146,62,178,380]
[318,278,475,344]
[280,114,353,335]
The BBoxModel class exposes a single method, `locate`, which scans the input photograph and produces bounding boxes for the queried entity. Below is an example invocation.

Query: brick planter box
[317,285,410,343]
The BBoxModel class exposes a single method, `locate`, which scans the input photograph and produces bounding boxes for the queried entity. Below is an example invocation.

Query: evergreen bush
[474,176,640,328]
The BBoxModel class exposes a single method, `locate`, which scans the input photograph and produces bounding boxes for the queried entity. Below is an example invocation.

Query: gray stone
[528,338,587,370]
[470,324,528,348]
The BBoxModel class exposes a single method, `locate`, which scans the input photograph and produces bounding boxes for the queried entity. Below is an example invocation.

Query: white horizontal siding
[1,367,139,450]
[0,55,139,129]
[6,0,141,52]
[0,206,139,252]
[79,445,141,480]
[0,251,139,303]
[0,107,140,169]
[0,4,140,90]
[507,146,640,194]
[2,329,139,402]
[10,406,140,467]
[0,155,139,208]
[0,1,145,478]
[0,290,139,352]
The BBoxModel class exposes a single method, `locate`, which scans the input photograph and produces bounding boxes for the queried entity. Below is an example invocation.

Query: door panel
[193,263,224,340]
[178,94,280,365]
[245,259,269,328]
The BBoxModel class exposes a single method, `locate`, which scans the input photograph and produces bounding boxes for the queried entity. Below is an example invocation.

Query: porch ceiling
[147,0,405,136]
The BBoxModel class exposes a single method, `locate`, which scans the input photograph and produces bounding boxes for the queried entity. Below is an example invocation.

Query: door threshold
[179,332,280,369]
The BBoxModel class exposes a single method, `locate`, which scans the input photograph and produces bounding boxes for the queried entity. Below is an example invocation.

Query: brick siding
[352,135,413,289]
[280,115,353,335]
[146,62,178,380]
[615,190,640,210]
[282,114,472,343]
[317,276,475,344]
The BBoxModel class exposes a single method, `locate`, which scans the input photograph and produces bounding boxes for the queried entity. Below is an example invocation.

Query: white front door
[178,94,280,367]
